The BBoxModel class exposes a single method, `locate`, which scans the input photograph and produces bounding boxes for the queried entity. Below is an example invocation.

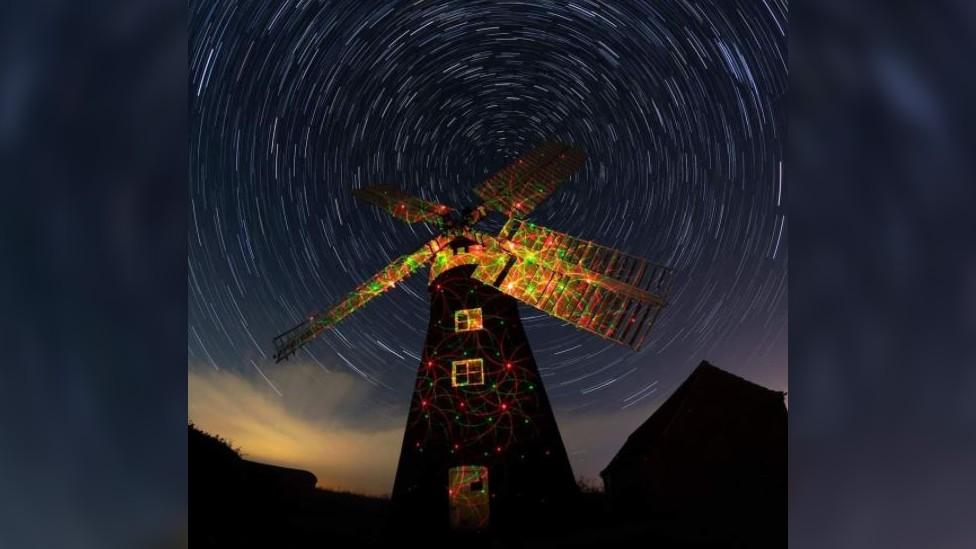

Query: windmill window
[452,358,484,387]
[454,308,483,332]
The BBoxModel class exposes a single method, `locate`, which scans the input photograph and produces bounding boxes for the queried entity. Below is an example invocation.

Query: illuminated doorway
[448,466,489,530]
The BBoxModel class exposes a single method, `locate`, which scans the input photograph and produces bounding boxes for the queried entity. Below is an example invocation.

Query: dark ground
[189,425,780,548]
[188,424,388,547]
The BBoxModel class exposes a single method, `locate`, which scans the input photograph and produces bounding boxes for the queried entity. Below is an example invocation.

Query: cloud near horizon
[188,361,680,496]
[188,363,404,496]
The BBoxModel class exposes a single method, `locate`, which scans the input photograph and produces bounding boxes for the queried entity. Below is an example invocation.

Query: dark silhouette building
[390,241,578,535]
[600,361,786,545]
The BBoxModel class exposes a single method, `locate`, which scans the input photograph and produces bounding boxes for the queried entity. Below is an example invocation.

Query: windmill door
[448,466,489,530]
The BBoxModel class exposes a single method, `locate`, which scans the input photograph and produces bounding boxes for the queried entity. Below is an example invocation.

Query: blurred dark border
[0,1,187,547]
[789,1,976,547]
[0,0,973,547]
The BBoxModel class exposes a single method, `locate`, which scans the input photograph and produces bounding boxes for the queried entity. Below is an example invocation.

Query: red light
[453,443,459,449]
[459,402,465,408]
[421,400,428,407]
[505,362,512,369]
[501,403,508,411]
[496,446,502,453]
[427,360,433,367]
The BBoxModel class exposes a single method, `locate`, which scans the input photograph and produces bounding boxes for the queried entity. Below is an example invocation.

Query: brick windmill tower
[272,142,674,534]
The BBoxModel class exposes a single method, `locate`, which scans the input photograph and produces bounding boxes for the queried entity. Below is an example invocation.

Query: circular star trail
[189,0,787,427]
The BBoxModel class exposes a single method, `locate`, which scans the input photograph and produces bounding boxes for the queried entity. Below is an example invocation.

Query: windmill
[272,141,674,534]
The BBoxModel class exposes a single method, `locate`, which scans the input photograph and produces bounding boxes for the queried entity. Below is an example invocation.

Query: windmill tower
[272,142,674,535]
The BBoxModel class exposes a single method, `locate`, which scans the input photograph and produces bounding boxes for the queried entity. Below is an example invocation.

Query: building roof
[601,360,785,477]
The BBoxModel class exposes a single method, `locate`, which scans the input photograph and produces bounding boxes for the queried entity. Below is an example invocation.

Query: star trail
[189,0,787,487]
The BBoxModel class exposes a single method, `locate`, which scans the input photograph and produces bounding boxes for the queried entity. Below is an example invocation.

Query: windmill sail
[500,219,674,298]
[353,185,453,224]
[474,142,586,217]
[273,236,451,361]
[470,235,670,350]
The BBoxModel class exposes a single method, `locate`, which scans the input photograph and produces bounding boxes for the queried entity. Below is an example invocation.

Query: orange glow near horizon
[188,364,402,496]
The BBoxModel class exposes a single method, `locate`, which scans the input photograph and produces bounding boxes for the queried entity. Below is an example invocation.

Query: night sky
[189,0,787,495]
